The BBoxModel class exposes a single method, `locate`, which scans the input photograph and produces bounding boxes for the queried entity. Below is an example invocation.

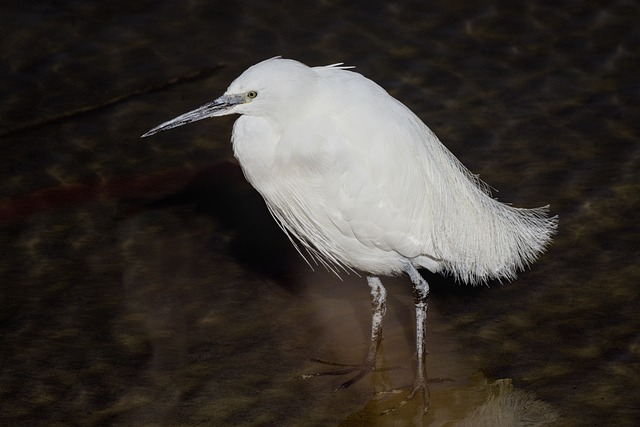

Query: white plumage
[229,58,556,282]
[142,57,557,411]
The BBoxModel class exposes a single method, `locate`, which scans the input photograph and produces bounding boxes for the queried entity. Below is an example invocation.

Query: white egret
[142,57,557,411]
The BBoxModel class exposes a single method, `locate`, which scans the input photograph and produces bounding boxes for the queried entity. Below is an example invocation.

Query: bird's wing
[317,91,555,282]
[266,68,555,282]
[308,86,447,262]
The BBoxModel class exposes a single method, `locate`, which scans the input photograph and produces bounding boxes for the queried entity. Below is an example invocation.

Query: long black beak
[141,94,243,138]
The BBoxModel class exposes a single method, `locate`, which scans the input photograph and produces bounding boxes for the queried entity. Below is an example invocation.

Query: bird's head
[141,57,316,138]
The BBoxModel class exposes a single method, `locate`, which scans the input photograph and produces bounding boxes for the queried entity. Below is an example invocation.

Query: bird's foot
[299,358,401,391]
[376,377,454,415]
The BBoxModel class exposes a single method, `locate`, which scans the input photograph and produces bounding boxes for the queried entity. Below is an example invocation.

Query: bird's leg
[409,263,430,408]
[303,276,390,390]
[335,276,387,389]
[381,262,431,414]
[365,276,387,368]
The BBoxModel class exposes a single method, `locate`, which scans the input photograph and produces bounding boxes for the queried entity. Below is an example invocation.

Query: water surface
[1,0,638,425]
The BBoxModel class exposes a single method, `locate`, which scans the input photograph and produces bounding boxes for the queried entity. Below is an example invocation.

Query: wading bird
[142,57,557,412]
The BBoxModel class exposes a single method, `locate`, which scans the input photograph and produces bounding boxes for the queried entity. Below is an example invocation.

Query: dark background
[1,0,638,425]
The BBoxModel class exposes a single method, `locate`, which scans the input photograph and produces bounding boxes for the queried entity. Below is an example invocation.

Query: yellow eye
[247,91,258,99]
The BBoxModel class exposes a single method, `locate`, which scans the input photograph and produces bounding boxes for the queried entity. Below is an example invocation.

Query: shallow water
[1,0,639,425]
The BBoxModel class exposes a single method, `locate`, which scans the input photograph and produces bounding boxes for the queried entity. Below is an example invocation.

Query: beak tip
[140,125,165,138]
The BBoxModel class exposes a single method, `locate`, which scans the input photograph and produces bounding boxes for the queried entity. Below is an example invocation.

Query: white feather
[229,58,557,284]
